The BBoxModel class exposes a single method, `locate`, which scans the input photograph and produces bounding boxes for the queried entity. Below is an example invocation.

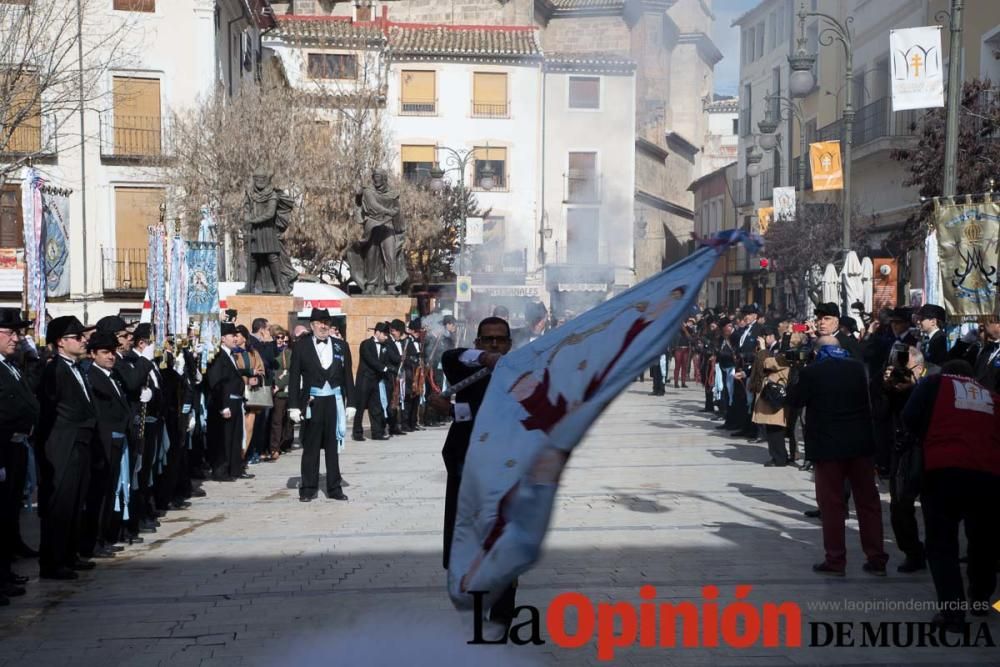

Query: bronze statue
[346,169,408,295]
[239,170,297,295]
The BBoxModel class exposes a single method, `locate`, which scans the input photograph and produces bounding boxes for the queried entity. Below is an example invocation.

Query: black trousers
[79,454,112,556]
[210,406,244,479]
[102,441,126,544]
[921,468,1000,618]
[300,395,342,498]
[353,385,386,438]
[764,424,787,465]
[1,439,29,554]
[649,360,665,395]
[724,380,750,430]
[405,396,421,430]
[155,422,186,509]
[40,441,91,571]
[888,445,923,560]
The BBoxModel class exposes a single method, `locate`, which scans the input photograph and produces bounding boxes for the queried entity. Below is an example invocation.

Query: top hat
[916,304,946,322]
[888,306,913,322]
[132,323,153,342]
[46,316,85,345]
[389,319,406,333]
[220,322,238,337]
[309,308,333,323]
[0,307,31,330]
[87,331,119,353]
[814,302,840,318]
[96,315,128,334]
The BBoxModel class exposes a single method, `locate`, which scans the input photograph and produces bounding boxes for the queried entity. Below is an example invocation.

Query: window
[112,187,163,290]
[114,0,155,11]
[732,117,739,135]
[568,76,600,109]
[755,22,765,60]
[768,11,776,51]
[400,70,436,115]
[472,72,508,118]
[401,144,436,183]
[112,76,161,156]
[744,27,755,64]
[474,146,507,190]
[566,207,599,264]
[567,152,598,202]
[307,53,358,80]
[0,185,23,248]
[741,82,752,137]
[1,71,41,154]
[771,66,781,116]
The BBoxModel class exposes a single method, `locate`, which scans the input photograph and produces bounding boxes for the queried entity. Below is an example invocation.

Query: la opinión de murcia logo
[467,586,997,660]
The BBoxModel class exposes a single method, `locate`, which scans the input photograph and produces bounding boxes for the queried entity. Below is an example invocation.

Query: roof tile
[388,24,541,58]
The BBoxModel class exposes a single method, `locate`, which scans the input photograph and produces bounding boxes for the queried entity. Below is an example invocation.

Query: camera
[783,347,812,365]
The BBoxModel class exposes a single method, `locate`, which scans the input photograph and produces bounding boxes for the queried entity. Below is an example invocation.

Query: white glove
[140,345,155,361]
[221,407,232,419]
[187,415,196,432]
[139,387,153,403]
[0,467,6,483]
[288,408,302,424]
[173,353,186,375]
[346,406,357,421]
[962,329,979,344]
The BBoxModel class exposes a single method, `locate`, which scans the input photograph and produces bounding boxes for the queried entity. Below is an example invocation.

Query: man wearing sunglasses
[37,316,98,580]
[432,316,514,633]
[0,308,39,604]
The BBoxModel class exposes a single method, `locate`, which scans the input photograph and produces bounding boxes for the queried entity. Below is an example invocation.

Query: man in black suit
[727,305,763,436]
[126,324,164,532]
[206,323,249,481]
[791,336,888,577]
[510,301,548,350]
[37,316,99,580]
[83,332,132,559]
[403,319,425,431]
[429,316,515,629]
[353,322,390,441]
[949,318,1000,392]
[288,309,356,502]
[386,319,408,436]
[0,309,39,602]
[916,304,948,366]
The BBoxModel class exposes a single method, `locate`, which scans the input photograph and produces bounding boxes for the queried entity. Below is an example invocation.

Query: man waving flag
[447,230,762,612]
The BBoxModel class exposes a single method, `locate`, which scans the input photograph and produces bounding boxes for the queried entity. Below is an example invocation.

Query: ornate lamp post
[791,2,855,254]
[428,145,495,277]
[757,91,809,194]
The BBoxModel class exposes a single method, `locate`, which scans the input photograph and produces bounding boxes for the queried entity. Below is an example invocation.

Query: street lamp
[758,90,809,194]
[793,1,855,254]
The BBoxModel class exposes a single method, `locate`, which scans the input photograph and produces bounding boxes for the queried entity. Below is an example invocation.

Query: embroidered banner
[170,235,188,336]
[447,230,763,611]
[21,169,45,342]
[147,225,169,346]
[890,26,945,111]
[757,206,774,235]
[185,241,220,319]
[773,186,796,222]
[809,141,843,191]
[934,199,1000,321]
[41,188,70,298]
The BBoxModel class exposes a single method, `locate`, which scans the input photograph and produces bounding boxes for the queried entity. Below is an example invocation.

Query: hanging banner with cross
[890,26,945,111]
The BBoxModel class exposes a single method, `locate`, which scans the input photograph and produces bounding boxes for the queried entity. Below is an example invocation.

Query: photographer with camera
[882,344,938,573]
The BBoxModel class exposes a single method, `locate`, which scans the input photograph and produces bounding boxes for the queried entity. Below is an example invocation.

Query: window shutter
[401,145,436,163]
[112,77,162,156]
[401,71,435,103]
[0,186,24,248]
[473,73,507,105]
[115,187,164,250]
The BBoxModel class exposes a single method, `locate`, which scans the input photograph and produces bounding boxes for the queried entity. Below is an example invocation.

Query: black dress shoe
[108,545,125,553]
[327,490,348,501]
[40,567,78,580]
[763,460,787,467]
[389,429,406,436]
[812,562,845,577]
[863,561,887,577]
[190,488,207,498]
[127,535,145,545]
[371,435,390,441]
[238,472,255,479]
[352,434,366,442]
[91,548,116,559]
[71,559,96,571]
[804,509,821,518]
[299,495,314,503]
[170,500,192,510]
[747,437,763,444]
[14,543,39,558]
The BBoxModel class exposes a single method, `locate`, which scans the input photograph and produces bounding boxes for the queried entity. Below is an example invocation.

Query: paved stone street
[1,383,997,666]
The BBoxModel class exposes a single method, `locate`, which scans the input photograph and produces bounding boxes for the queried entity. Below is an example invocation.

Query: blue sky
[712,0,760,96]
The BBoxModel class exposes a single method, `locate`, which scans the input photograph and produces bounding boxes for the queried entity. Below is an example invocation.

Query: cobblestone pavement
[1,383,997,666]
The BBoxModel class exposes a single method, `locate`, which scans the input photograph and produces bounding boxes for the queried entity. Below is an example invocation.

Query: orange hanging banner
[757,207,774,235]
[809,140,843,191]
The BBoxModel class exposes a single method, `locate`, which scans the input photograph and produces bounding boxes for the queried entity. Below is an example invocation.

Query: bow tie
[316,339,328,345]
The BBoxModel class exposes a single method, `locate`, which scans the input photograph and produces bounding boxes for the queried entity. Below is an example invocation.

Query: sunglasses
[61,334,84,341]
[0,329,21,337]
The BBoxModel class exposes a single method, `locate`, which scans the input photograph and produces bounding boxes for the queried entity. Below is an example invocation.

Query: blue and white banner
[170,235,188,336]
[185,241,219,319]
[41,188,70,298]
[447,230,762,610]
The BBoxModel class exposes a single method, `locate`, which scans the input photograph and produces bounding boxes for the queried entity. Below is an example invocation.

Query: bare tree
[0,0,135,184]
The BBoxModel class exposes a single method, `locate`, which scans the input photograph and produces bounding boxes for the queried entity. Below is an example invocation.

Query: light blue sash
[377,380,388,417]
[713,364,723,402]
[659,353,668,380]
[112,434,130,521]
[308,386,346,452]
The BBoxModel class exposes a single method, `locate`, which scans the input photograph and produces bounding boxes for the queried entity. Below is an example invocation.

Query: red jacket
[923,374,1000,476]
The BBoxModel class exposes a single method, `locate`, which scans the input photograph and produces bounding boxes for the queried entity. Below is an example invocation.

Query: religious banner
[773,186,796,222]
[40,188,70,298]
[147,225,169,346]
[186,241,220,318]
[934,199,1000,320]
[890,26,944,111]
[757,206,774,235]
[170,234,188,337]
[21,169,45,342]
[447,229,763,612]
[809,141,843,191]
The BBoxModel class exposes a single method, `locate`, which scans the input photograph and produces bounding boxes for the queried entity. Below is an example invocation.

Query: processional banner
[934,199,1000,321]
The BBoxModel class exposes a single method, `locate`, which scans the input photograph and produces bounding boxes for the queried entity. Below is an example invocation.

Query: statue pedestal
[226,294,304,332]
[342,295,414,373]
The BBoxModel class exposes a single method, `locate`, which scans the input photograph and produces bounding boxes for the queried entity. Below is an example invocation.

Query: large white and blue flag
[447,230,762,610]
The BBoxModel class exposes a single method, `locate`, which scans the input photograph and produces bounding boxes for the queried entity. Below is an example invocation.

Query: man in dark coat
[916,304,948,366]
[949,317,1000,392]
[0,309,39,600]
[386,319,408,436]
[510,301,548,350]
[84,332,132,559]
[402,319,425,431]
[288,309,355,502]
[791,336,888,576]
[429,316,515,628]
[37,316,98,580]
[726,305,763,436]
[126,324,164,532]
[352,322,390,441]
[205,323,248,481]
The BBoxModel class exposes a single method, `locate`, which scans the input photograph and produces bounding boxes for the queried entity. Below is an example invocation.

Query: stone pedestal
[342,295,414,374]
[226,294,304,332]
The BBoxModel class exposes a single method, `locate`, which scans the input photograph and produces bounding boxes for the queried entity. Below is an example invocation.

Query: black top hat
[309,308,333,323]
[46,315,85,345]
[717,318,733,328]
[373,322,390,334]
[220,322,238,337]
[132,323,153,342]
[389,319,406,333]
[87,331,119,353]
[96,315,128,334]
[888,306,913,322]
[0,307,31,330]
[330,315,347,336]
[838,316,858,333]
[916,304,946,322]
[408,318,422,331]
[814,302,840,318]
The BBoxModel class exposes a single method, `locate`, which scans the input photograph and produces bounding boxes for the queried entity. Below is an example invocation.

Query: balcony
[101,247,147,293]
[99,113,171,161]
[0,113,58,158]
[399,98,436,116]
[852,97,919,147]
[817,118,842,143]
[471,101,509,119]
[791,156,813,190]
